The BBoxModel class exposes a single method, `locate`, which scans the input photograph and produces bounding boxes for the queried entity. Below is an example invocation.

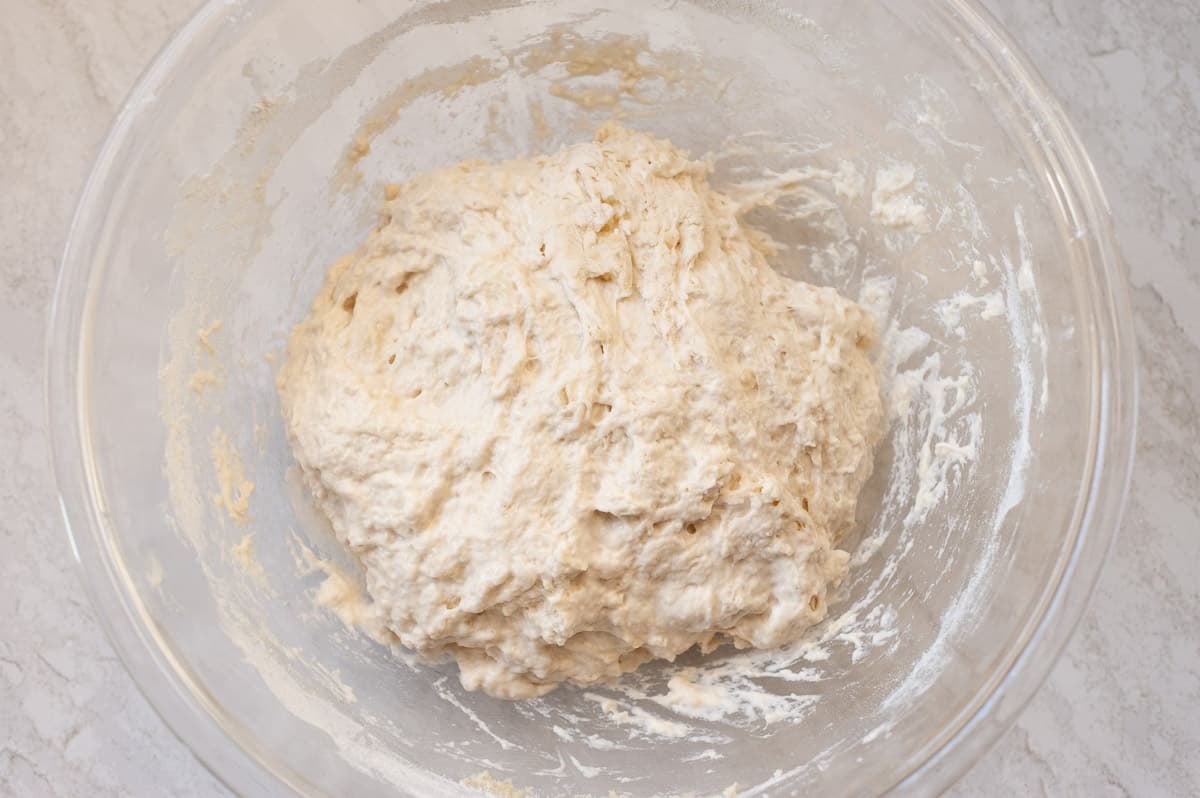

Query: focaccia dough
[278,124,883,698]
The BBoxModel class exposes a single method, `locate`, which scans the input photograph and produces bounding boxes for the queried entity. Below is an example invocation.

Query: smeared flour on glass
[155,5,1049,794]
[209,427,254,526]
[461,771,529,798]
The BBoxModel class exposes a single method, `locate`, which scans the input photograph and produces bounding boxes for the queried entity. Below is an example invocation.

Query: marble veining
[1,0,1196,795]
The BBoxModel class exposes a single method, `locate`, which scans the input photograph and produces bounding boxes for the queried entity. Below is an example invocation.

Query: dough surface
[278,124,883,698]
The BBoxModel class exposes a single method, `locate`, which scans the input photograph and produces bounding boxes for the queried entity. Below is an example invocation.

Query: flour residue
[189,369,219,394]
[523,30,684,111]
[232,534,267,583]
[462,771,529,798]
[583,693,695,740]
[209,426,254,526]
[871,163,929,232]
[197,319,222,354]
[936,290,1005,335]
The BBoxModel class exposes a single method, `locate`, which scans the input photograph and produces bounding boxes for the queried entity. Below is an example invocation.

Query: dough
[278,124,883,698]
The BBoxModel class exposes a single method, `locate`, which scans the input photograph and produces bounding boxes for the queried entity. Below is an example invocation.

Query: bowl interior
[64,0,1111,794]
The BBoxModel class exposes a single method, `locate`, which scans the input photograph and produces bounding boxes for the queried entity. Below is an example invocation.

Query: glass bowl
[47,0,1136,795]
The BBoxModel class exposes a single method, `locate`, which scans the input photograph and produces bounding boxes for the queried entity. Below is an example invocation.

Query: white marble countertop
[3,1,1197,795]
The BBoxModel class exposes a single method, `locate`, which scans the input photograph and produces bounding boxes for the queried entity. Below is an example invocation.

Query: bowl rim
[45,1,1138,795]
[886,1,1138,792]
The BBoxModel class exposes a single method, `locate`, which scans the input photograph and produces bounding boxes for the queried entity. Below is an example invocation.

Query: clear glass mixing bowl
[48,1,1136,795]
